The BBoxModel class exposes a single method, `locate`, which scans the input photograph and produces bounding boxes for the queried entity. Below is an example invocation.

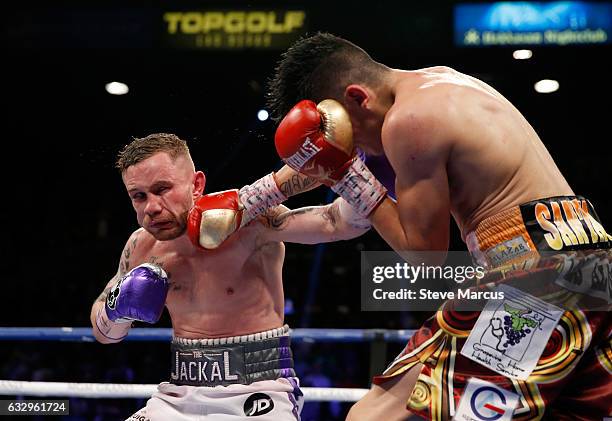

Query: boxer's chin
[149,224,186,241]
[148,211,188,241]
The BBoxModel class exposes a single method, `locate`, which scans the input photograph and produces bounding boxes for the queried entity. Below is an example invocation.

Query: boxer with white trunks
[89,132,372,420]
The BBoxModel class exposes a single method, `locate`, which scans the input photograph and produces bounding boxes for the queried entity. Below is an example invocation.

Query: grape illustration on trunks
[502,304,538,348]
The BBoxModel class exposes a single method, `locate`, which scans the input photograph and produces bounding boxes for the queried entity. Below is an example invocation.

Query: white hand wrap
[331,157,387,218]
[95,307,130,342]
[238,173,288,226]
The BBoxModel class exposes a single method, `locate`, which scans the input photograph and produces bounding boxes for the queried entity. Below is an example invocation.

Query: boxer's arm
[90,229,141,344]
[188,167,321,250]
[369,111,451,264]
[91,274,131,344]
[241,166,320,222]
[274,165,321,198]
[257,198,371,245]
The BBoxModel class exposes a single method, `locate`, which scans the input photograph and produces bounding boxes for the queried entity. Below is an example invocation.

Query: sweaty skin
[359,66,573,253]
[90,152,366,341]
[346,67,573,421]
[122,226,287,338]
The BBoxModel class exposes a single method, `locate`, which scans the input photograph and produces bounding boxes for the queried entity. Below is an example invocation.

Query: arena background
[1,1,611,419]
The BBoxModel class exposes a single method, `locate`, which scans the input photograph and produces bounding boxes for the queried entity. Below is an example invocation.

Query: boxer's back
[129,224,286,339]
[392,67,573,238]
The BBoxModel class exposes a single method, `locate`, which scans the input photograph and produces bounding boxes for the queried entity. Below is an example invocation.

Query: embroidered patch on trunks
[485,236,532,266]
[460,285,564,380]
[453,377,519,421]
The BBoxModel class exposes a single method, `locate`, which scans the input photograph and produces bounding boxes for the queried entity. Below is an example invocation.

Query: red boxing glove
[187,190,243,250]
[187,173,288,250]
[275,99,387,218]
[275,99,354,185]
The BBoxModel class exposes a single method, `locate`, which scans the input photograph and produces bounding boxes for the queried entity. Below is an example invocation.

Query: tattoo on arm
[119,231,140,276]
[267,206,327,230]
[148,256,171,279]
[279,174,317,197]
[322,202,340,226]
[96,278,116,303]
[265,201,369,235]
[97,230,141,304]
[120,255,129,275]
[148,256,162,267]
[120,246,130,275]
[320,202,370,230]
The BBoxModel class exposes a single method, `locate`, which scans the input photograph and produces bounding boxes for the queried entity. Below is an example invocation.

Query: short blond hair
[116,133,191,172]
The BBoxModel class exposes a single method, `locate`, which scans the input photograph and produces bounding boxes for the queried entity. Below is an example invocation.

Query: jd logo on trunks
[170,348,244,386]
[522,197,611,251]
[244,393,274,417]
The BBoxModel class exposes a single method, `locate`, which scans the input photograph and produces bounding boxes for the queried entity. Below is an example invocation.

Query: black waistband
[169,336,295,387]
[520,195,611,252]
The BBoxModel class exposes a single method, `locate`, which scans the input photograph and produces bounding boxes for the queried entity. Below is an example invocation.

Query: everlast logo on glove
[244,393,274,416]
[285,138,321,170]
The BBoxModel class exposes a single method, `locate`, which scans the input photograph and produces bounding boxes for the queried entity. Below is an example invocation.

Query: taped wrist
[331,158,387,218]
[238,173,288,226]
[96,306,130,342]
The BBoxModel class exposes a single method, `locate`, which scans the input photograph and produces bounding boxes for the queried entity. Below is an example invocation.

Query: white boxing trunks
[126,325,303,420]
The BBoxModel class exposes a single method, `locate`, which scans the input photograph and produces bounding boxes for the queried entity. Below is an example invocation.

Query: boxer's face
[122,152,200,241]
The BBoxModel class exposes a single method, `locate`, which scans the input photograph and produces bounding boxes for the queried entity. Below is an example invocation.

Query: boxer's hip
[374,196,612,419]
[466,195,612,269]
[169,325,296,387]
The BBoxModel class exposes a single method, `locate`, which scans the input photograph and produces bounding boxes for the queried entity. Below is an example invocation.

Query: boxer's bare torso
[119,223,285,339]
[91,149,368,344]
[349,67,612,421]
[349,67,579,421]
[379,66,573,242]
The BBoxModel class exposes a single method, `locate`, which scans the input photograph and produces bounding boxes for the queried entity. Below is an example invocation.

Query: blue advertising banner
[454,2,612,46]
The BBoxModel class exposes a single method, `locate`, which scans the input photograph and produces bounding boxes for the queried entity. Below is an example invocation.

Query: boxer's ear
[344,85,369,111]
[193,171,206,198]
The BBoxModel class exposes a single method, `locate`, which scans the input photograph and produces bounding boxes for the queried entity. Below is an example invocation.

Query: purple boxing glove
[105,263,169,324]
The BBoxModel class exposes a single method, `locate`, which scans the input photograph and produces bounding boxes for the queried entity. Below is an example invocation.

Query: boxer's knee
[347,365,422,421]
[346,398,374,421]
[347,397,415,421]
[346,385,394,421]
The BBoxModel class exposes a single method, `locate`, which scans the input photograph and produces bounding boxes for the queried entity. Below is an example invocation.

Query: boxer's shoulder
[383,92,453,141]
[382,105,452,172]
[118,228,158,273]
[130,228,155,251]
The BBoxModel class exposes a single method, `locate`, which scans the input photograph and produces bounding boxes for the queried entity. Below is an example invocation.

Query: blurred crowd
[1,339,406,420]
